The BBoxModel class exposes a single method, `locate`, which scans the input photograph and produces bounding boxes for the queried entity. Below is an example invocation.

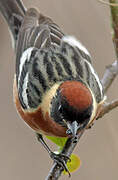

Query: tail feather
[0,0,26,46]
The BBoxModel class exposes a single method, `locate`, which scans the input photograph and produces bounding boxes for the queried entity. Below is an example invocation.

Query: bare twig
[97,99,118,119]
[98,0,118,119]
[101,60,118,93]
[100,0,118,93]
[46,130,85,180]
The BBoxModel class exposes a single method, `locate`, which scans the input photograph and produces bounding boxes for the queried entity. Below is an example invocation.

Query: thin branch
[101,60,118,93]
[100,0,118,93]
[97,99,118,119]
[46,130,85,180]
[97,0,118,119]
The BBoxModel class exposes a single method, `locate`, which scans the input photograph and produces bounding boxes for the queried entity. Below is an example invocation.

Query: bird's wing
[16,8,64,74]
[59,36,104,103]
[16,8,104,111]
[16,8,65,110]
[16,8,92,83]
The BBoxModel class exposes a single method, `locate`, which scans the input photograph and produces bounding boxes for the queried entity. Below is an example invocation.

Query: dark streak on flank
[32,58,47,91]
[72,53,83,79]
[43,52,55,81]
[29,81,42,104]
[56,53,72,76]
[51,55,64,77]
[30,81,41,97]
[26,88,38,108]
[84,61,90,84]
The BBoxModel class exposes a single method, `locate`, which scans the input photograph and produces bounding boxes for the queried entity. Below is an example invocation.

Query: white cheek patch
[62,36,90,56]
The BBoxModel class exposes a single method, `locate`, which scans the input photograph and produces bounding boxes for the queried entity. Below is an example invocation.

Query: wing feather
[16,8,64,81]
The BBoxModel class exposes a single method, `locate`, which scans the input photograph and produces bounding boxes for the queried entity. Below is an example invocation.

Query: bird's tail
[0,0,26,46]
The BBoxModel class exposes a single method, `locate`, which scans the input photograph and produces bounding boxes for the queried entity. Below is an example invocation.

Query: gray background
[0,0,118,179]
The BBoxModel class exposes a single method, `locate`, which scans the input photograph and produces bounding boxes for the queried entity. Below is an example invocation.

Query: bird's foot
[36,133,71,176]
[50,152,71,177]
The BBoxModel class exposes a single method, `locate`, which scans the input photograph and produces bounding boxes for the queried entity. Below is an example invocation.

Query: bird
[0,0,106,174]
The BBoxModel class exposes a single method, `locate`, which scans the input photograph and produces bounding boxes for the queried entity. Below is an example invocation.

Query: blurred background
[0,0,118,179]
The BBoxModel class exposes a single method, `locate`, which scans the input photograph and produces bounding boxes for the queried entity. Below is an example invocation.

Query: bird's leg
[36,133,71,176]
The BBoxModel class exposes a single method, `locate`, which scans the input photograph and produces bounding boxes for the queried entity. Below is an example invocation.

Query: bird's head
[50,81,93,137]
